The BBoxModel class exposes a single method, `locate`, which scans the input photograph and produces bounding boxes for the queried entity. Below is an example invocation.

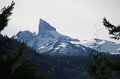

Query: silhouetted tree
[0,2,39,79]
[103,17,120,40]
[0,1,15,33]
[0,1,15,57]
[86,18,120,79]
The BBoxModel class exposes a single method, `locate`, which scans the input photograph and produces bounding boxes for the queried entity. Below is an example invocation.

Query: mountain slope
[16,19,91,55]
[16,19,120,55]
[37,40,92,56]
[17,19,79,48]
[79,39,120,54]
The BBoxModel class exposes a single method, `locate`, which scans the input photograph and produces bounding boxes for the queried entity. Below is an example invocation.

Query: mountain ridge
[16,19,120,55]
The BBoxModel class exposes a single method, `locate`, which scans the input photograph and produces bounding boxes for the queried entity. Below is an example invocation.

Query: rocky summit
[16,19,120,55]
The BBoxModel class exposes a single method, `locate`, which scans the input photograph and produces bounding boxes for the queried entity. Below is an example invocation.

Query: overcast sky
[1,0,120,42]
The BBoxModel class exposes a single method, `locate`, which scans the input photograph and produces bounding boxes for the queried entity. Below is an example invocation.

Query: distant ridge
[16,19,120,55]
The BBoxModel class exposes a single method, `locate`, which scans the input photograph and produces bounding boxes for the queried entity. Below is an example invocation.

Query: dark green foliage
[0,42,39,79]
[23,52,120,79]
[0,1,15,33]
[103,17,120,40]
[86,53,111,79]
[86,18,120,79]
[12,59,37,79]
[0,2,40,79]
[0,43,24,79]
[0,35,14,57]
[0,1,15,58]
[86,53,120,79]
[34,55,92,79]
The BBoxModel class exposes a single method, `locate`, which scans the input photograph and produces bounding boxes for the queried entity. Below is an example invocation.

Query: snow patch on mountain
[16,18,120,55]
[79,39,120,54]
[37,40,90,55]
[17,19,79,52]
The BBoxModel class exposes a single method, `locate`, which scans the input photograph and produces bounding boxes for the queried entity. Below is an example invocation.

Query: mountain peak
[38,19,56,35]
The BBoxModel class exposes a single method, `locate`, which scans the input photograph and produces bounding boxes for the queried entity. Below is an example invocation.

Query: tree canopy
[0,2,39,79]
[0,1,15,33]
[86,18,120,79]
[103,17,120,40]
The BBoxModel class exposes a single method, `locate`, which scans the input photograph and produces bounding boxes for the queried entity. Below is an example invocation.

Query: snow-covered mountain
[17,19,92,55]
[79,39,120,54]
[16,19,120,55]
[17,19,79,47]
[37,40,92,56]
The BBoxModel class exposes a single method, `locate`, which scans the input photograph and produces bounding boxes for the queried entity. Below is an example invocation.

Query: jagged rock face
[17,31,36,42]
[37,19,79,41]
[16,19,120,55]
[38,19,56,38]
[38,19,56,33]
[16,19,82,55]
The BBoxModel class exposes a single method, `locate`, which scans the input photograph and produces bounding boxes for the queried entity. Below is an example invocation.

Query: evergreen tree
[103,17,120,40]
[0,1,15,33]
[86,18,120,79]
[0,2,39,79]
[86,53,112,79]
[1,43,25,78]
[11,43,38,79]
[0,35,14,57]
[0,1,15,57]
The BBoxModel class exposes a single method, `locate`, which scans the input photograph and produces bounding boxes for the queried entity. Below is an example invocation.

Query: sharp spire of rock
[38,19,56,36]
